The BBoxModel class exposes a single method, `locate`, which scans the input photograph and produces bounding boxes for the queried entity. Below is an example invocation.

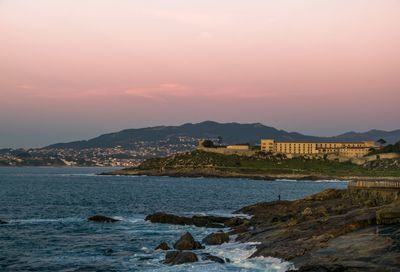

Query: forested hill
[46,121,400,149]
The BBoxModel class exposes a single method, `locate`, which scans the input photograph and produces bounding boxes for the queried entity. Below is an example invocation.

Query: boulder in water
[164,251,198,265]
[88,215,119,223]
[145,212,228,228]
[200,253,227,263]
[155,242,170,250]
[174,232,204,250]
[202,232,230,245]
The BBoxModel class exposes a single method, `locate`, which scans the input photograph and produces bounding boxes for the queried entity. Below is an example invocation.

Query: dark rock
[0,220,8,224]
[290,264,350,272]
[174,232,204,250]
[88,215,119,223]
[145,212,230,228]
[164,251,198,265]
[224,217,248,227]
[155,242,170,250]
[139,256,153,261]
[104,249,114,255]
[200,253,226,264]
[202,232,230,245]
[228,223,251,235]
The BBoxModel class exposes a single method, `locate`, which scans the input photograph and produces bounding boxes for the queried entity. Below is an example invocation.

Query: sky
[0,0,399,148]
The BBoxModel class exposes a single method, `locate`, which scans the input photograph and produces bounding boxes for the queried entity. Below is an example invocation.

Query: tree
[199,139,214,148]
[377,138,387,146]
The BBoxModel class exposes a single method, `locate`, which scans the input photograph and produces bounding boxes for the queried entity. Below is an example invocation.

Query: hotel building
[261,139,376,158]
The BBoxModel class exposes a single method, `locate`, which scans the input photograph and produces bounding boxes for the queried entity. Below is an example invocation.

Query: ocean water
[0,167,347,271]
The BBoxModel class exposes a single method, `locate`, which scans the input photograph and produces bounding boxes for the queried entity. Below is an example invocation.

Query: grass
[138,150,400,177]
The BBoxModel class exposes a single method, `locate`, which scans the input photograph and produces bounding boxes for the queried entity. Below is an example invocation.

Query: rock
[224,217,248,227]
[104,249,114,255]
[164,251,198,265]
[202,232,230,245]
[145,212,229,228]
[88,215,119,223]
[0,220,8,224]
[155,242,170,250]
[376,202,400,224]
[174,232,204,250]
[289,264,347,272]
[302,207,313,216]
[200,253,226,263]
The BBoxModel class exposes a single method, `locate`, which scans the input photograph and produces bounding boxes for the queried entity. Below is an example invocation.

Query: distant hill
[46,121,324,149]
[46,121,400,149]
[333,129,400,144]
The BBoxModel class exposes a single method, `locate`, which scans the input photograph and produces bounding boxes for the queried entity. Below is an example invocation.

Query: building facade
[261,139,376,158]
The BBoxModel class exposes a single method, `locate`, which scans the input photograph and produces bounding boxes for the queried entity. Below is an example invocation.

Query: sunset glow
[1,0,399,147]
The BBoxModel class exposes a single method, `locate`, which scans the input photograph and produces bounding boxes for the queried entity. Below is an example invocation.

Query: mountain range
[46,121,400,149]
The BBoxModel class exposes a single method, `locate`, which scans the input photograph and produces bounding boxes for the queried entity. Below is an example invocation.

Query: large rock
[202,232,230,245]
[155,242,170,250]
[200,253,227,263]
[0,220,8,224]
[145,212,228,228]
[164,251,198,265]
[174,232,204,250]
[88,215,119,223]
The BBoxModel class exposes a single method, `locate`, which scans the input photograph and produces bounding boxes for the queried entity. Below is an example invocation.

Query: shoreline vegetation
[105,150,400,181]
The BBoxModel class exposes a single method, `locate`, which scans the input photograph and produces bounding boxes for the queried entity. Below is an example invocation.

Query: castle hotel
[261,139,376,158]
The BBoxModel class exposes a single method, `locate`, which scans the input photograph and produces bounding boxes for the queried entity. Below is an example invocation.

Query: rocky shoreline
[142,187,400,271]
[103,167,400,182]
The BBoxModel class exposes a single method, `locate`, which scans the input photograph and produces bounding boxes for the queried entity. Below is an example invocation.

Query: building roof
[262,139,374,144]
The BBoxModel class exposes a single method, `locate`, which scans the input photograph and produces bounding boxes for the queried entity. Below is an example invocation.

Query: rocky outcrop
[164,251,198,265]
[145,212,228,228]
[236,188,400,271]
[200,253,228,263]
[88,215,119,223]
[202,232,230,245]
[174,232,204,250]
[376,201,400,224]
[155,242,170,250]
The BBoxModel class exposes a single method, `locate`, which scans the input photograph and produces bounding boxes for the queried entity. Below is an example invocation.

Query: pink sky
[1,0,400,147]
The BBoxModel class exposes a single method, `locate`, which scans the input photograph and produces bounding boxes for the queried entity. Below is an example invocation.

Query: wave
[275,178,347,183]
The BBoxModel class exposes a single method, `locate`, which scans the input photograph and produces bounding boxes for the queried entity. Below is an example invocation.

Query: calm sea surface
[0,167,347,271]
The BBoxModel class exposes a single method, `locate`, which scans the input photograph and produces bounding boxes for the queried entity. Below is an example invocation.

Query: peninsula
[106,143,400,181]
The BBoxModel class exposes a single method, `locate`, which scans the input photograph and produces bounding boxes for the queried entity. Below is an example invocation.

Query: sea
[0,167,347,272]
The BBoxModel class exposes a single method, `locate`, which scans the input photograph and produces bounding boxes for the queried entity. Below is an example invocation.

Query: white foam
[204,240,295,271]
[275,178,347,183]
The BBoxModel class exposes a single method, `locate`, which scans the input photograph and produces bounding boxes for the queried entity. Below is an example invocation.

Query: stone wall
[197,146,257,157]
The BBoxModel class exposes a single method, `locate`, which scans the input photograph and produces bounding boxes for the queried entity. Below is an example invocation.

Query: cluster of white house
[226,139,377,158]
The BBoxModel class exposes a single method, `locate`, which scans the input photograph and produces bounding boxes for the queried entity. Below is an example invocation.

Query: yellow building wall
[261,139,374,158]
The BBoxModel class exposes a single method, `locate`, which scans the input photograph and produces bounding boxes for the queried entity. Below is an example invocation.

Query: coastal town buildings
[261,139,377,158]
